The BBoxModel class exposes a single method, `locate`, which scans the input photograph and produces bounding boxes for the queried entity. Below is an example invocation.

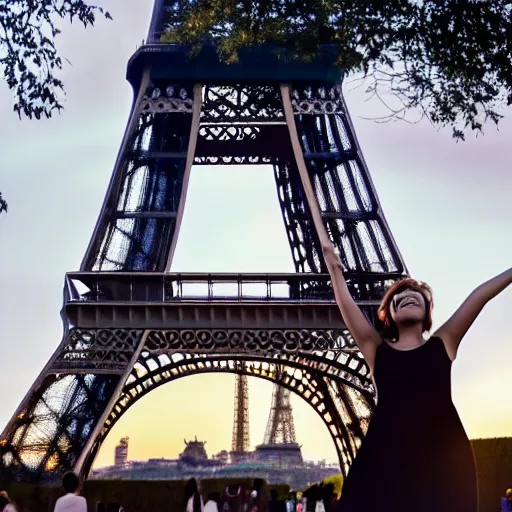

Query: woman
[322,240,512,512]
[184,478,204,512]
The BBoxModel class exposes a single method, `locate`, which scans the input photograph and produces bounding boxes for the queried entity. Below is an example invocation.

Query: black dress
[337,336,477,512]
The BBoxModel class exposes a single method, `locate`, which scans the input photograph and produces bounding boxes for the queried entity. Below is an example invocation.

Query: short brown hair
[377,278,433,341]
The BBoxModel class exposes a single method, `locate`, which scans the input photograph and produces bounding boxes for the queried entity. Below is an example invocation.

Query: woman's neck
[395,324,425,348]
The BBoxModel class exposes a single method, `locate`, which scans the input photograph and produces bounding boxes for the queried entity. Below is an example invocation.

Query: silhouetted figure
[205,493,221,512]
[321,484,335,512]
[314,486,325,512]
[285,493,295,512]
[501,489,512,511]
[0,496,9,512]
[268,489,286,512]
[0,491,17,512]
[53,472,87,512]
[303,486,318,512]
[184,478,204,512]
[221,484,245,512]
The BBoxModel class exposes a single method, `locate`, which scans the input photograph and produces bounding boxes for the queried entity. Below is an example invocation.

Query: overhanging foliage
[0,0,111,120]
[162,0,512,140]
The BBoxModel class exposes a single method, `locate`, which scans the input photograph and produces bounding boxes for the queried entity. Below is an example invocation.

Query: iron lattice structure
[264,383,297,445]
[0,0,408,484]
[232,373,250,457]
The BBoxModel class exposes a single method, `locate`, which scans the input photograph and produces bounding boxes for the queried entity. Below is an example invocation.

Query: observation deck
[126,44,343,90]
[64,272,396,331]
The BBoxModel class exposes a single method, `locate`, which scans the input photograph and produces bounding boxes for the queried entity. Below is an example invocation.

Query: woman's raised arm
[435,266,512,360]
[322,241,381,368]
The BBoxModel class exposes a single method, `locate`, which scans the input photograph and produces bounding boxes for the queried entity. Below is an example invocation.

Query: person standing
[322,239,512,512]
[268,489,286,512]
[53,472,87,512]
[501,488,512,511]
[285,493,295,512]
[0,491,17,512]
[0,496,9,512]
[184,478,204,512]
[205,493,221,512]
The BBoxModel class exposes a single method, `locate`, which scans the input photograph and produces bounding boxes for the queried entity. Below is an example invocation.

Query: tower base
[230,451,251,464]
[255,443,303,468]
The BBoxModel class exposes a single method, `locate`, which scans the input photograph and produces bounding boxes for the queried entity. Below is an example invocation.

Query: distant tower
[255,380,303,467]
[114,437,129,467]
[231,373,250,461]
[264,384,296,444]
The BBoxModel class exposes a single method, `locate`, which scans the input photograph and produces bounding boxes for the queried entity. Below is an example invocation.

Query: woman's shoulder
[427,334,456,361]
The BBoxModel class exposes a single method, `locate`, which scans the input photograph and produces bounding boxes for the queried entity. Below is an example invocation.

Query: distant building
[114,437,129,467]
[213,450,230,464]
[179,436,208,461]
[92,437,339,488]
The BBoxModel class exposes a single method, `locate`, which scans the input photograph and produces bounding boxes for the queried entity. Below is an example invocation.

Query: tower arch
[82,344,375,478]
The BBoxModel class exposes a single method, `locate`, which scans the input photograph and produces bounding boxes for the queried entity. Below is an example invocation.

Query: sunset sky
[0,0,511,469]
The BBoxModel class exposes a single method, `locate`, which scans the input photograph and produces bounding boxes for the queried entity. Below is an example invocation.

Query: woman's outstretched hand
[435,266,512,360]
[322,240,345,272]
[321,240,380,366]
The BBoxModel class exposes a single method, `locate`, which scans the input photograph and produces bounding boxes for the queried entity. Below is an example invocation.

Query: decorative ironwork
[199,125,262,142]
[140,97,193,114]
[194,155,274,165]
[144,328,357,354]
[141,327,374,393]
[53,329,144,374]
[140,84,194,114]
[291,85,345,115]
[201,85,284,123]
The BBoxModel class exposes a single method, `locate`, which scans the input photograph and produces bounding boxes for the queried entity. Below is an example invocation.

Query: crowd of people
[0,475,338,512]
[0,474,512,510]
[184,477,339,512]
[0,472,123,512]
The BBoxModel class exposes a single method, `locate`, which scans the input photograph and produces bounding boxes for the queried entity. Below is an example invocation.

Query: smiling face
[377,278,434,341]
[389,288,427,326]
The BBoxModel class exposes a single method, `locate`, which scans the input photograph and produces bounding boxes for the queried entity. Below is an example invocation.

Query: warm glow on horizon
[93,374,339,468]
[92,365,512,469]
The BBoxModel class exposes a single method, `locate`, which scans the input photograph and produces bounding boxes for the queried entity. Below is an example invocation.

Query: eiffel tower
[231,374,301,466]
[0,0,407,483]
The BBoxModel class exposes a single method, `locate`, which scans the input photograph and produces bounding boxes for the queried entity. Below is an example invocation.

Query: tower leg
[73,331,149,475]
[280,84,331,249]
[231,371,250,461]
